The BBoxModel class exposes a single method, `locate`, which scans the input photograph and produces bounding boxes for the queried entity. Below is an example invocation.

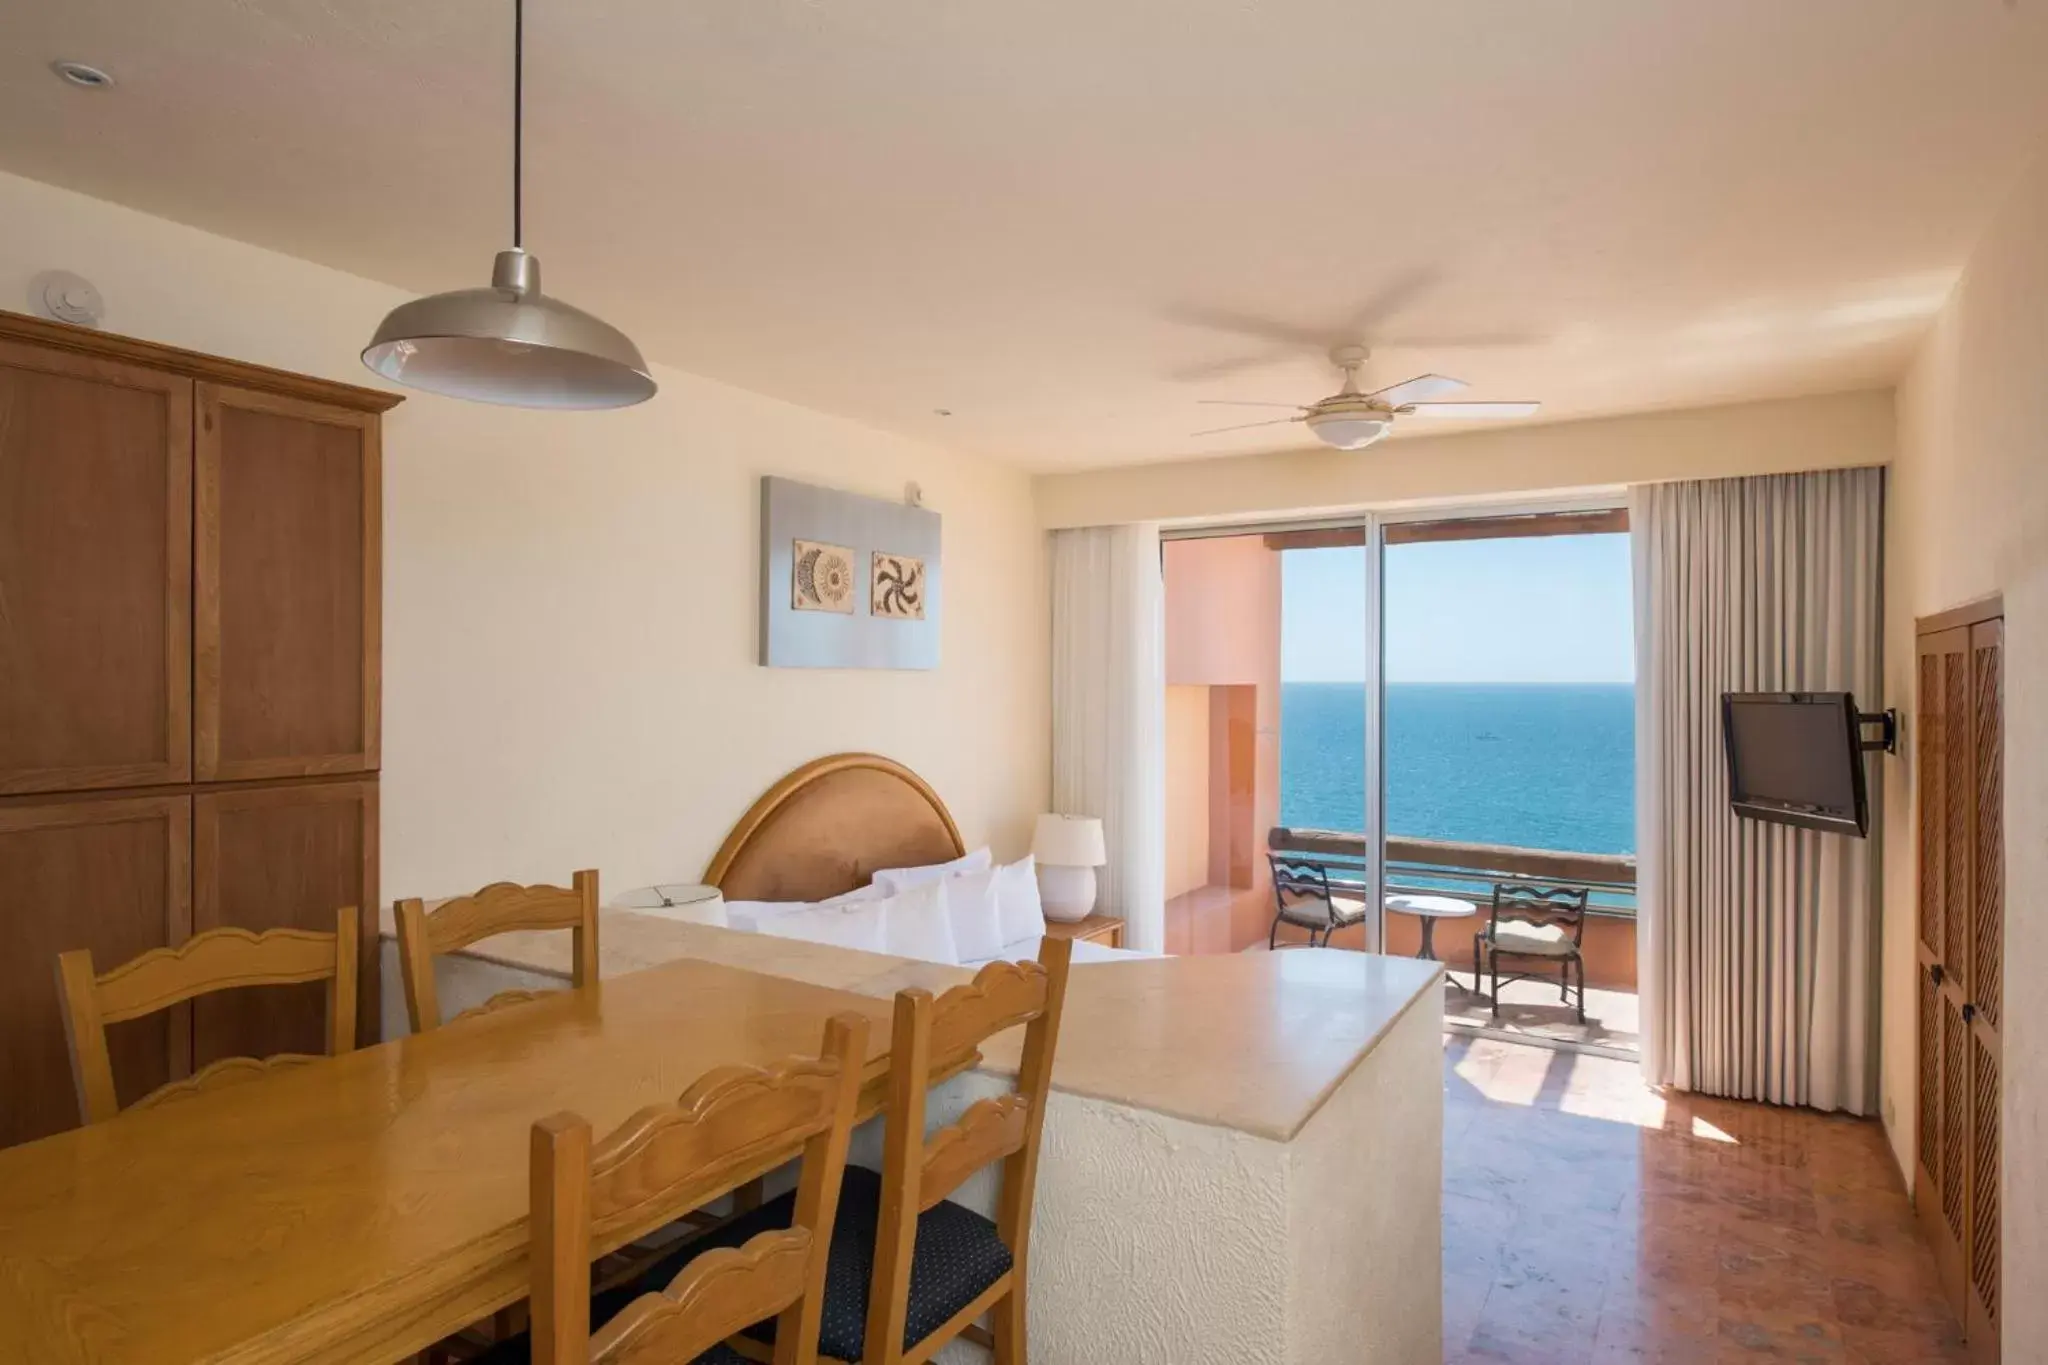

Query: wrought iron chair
[1475,882,1591,1022]
[1267,853,1369,949]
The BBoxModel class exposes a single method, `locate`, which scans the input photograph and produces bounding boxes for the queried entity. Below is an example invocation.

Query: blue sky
[1281,534,1636,684]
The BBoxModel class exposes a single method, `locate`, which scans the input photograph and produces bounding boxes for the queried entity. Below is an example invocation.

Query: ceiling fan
[1193,344,1540,451]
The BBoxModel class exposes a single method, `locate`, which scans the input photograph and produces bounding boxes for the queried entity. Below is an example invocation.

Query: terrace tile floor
[1442,975,1642,1054]
[1443,1034,1968,1364]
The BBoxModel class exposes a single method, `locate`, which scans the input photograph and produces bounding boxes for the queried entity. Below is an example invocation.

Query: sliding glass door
[1373,500,1638,1052]
[1160,496,1633,1041]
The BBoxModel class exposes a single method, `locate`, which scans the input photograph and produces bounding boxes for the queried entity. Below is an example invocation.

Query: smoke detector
[35,272,105,327]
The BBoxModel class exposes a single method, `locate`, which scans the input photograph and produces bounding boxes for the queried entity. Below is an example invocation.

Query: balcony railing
[1267,828,1637,916]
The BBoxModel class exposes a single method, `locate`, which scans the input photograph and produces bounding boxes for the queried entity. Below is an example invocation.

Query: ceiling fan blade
[1190,417,1305,437]
[1169,351,1294,384]
[1366,374,1469,407]
[1345,268,1440,337]
[1374,330,1542,351]
[1197,399,1310,410]
[1400,400,1542,419]
[1166,304,1331,350]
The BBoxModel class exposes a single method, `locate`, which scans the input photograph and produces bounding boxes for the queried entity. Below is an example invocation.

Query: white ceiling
[2,1,2045,470]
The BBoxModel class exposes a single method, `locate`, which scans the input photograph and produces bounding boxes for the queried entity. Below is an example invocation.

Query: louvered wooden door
[1913,607,2002,1364]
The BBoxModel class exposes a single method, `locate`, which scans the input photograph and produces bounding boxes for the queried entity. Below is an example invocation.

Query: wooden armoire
[1914,596,2004,1363]
[0,310,397,1148]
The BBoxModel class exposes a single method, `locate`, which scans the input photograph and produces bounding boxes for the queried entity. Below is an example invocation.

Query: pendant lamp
[362,0,655,409]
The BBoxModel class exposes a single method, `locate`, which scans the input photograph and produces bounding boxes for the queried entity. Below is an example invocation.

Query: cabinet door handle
[1931,963,1946,986]
[1962,1003,1978,1023]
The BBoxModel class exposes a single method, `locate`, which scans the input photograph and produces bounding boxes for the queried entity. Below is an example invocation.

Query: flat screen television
[1721,692,1870,837]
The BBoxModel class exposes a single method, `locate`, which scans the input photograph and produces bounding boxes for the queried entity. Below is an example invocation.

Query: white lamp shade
[1033,814,1106,867]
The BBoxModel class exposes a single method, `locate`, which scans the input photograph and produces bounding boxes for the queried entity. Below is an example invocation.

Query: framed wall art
[760,476,941,669]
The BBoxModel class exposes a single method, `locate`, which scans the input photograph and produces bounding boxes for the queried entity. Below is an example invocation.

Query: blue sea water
[1279,682,1636,854]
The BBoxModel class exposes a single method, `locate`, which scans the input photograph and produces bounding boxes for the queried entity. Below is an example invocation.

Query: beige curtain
[1632,468,1883,1113]
[1049,524,1167,953]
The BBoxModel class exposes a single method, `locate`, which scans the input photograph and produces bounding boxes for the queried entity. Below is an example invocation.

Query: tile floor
[1442,975,1643,1054]
[1442,1034,1969,1363]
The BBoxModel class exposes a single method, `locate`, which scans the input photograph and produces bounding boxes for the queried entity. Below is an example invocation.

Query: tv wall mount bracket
[1860,709,1899,755]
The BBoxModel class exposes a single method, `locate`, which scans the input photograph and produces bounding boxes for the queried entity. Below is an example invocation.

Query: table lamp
[1033,814,1107,923]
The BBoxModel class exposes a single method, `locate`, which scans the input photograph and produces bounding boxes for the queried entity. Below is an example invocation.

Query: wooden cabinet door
[0,795,191,1146]
[1964,619,2002,1359]
[193,780,378,1063]
[1915,614,2004,1364]
[0,341,192,795]
[195,384,379,782]
[1915,626,1972,1310]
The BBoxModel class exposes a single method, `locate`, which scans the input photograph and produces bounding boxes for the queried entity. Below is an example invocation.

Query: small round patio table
[1384,893,1476,962]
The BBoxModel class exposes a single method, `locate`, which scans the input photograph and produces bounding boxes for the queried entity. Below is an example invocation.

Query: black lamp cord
[512,0,524,250]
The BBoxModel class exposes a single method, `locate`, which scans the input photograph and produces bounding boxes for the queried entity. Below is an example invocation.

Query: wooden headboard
[702,754,966,903]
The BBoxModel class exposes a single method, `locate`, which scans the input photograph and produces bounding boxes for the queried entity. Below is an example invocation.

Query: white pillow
[751,898,888,953]
[873,847,993,892]
[992,856,1047,946]
[935,868,1005,963]
[724,883,881,933]
[875,881,961,964]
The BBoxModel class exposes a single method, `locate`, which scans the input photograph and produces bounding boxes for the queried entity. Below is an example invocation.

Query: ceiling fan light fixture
[1305,410,1393,451]
[360,0,653,409]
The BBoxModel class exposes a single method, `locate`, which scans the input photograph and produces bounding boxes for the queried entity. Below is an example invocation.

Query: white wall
[1886,148,2048,1352]
[0,169,1049,899]
[1035,388,1895,528]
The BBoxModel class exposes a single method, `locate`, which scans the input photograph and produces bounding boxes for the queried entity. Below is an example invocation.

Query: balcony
[1267,828,1641,1055]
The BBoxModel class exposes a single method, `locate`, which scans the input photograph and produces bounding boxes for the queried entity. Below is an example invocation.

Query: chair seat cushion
[639,1164,1012,1361]
[1278,895,1367,929]
[470,1304,749,1365]
[1488,923,1576,957]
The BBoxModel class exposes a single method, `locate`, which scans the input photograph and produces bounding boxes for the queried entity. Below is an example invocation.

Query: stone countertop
[378,905,1442,1142]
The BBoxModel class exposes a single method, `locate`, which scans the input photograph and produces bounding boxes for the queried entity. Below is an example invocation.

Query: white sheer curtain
[1632,468,1883,1113]
[1049,524,1167,954]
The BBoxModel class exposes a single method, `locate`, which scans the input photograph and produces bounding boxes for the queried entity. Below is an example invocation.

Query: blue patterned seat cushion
[638,1164,1013,1360]
[469,1294,752,1365]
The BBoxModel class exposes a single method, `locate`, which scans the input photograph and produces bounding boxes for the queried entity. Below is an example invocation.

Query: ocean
[1279,682,1636,854]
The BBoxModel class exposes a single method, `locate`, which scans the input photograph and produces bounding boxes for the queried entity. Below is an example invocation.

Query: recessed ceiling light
[52,60,114,90]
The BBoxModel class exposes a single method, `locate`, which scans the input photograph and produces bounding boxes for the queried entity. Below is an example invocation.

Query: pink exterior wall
[1164,536,1281,688]
[1162,537,1283,952]
[1163,685,1212,900]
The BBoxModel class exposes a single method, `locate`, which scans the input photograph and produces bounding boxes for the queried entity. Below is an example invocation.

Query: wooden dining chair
[55,909,359,1125]
[396,870,599,1033]
[523,1012,871,1365]
[640,936,1074,1365]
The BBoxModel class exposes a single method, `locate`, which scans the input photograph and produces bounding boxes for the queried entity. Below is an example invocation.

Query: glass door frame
[1368,490,1630,961]
[1164,488,1626,959]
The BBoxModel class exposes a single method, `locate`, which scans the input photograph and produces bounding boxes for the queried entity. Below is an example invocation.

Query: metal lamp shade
[362,249,655,409]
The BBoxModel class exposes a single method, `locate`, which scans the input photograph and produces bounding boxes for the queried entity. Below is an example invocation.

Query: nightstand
[1043,914,1124,949]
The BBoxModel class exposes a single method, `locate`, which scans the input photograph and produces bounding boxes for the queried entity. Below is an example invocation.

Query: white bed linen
[965,934,1154,967]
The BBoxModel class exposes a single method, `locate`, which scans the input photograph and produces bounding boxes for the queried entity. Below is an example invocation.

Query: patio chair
[1475,882,1591,1023]
[1267,853,1368,949]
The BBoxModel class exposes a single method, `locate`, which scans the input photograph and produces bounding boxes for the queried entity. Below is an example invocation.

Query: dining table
[0,956,927,1365]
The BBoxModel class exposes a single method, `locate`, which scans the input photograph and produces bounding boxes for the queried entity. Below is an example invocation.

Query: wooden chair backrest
[395,870,599,1032]
[864,936,1074,1361]
[55,909,359,1125]
[1490,882,1591,942]
[529,1013,871,1365]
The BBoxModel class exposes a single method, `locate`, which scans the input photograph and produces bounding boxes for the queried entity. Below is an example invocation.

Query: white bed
[677,754,1157,971]
[966,934,1150,967]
